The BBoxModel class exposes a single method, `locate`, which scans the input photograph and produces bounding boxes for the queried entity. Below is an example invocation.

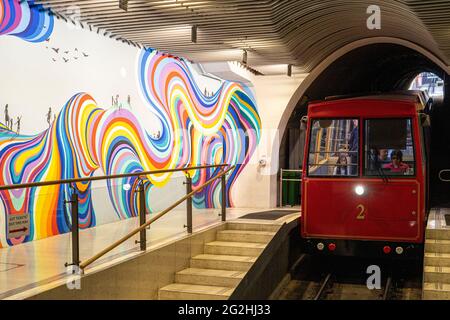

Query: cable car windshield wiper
[377,167,389,183]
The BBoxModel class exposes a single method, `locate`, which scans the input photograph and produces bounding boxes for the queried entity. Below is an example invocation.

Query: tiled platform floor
[0,207,298,299]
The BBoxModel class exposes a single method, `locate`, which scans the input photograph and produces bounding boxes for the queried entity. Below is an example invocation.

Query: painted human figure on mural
[127,95,131,109]
[117,95,121,110]
[46,107,52,127]
[15,116,21,134]
[5,104,9,128]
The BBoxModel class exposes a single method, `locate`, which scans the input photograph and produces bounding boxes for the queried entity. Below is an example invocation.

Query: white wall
[232,74,307,208]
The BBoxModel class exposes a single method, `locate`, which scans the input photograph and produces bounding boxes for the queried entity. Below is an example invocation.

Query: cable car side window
[308,118,359,177]
[364,118,415,177]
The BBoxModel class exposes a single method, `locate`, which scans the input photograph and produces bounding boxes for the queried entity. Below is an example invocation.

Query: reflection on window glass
[364,118,415,177]
[308,119,359,176]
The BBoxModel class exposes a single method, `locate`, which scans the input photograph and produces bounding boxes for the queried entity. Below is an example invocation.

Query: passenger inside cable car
[383,150,410,173]
[333,153,349,176]
[365,118,415,176]
[378,149,388,162]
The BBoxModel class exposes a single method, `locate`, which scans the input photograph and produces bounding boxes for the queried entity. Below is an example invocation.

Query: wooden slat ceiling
[34,0,450,74]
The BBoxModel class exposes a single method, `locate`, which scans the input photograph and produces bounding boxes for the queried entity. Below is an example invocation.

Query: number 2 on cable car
[356,204,365,220]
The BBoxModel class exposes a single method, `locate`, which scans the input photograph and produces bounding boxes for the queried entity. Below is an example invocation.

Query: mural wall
[0,1,261,247]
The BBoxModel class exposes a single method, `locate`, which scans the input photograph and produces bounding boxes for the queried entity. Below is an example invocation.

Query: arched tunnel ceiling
[305,43,447,101]
[35,0,450,75]
[284,43,447,127]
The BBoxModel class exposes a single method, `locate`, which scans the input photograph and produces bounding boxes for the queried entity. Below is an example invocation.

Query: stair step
[425,239,450,253]
[204,241,266,256]
[190,254,256,271]
[425,252,450,267]
[175,268,244,287]
[158,283,233,300]
[424,266,450,284]
[226,222,281,232]
[423,282,450,300]
[217,230,276,243]
[426,228,450,240]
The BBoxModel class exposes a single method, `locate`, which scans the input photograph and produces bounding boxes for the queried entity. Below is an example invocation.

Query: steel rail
[313,273,333,300]
[382,276,393,300]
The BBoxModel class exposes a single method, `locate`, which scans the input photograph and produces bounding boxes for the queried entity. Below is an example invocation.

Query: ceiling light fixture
[191,25,197,43]
[242,49,247,65]
[119,0,128,11]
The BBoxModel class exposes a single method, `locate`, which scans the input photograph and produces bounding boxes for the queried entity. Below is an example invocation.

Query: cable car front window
[308,118,359,177]
[364,118,415,177]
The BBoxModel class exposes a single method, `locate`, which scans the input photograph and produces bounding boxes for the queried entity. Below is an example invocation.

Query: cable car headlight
[354,185,365,196]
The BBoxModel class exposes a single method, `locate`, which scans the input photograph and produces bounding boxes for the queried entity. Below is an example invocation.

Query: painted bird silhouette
[52,48,59,53]
[82,52,89,57]
[63,57,69,63]
[52,58,56,62]
[64,51,69,54]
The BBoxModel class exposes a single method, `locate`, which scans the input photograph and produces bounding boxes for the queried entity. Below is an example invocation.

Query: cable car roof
[317,91,427,112]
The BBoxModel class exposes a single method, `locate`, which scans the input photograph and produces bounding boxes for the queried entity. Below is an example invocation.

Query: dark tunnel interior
[280,43,450,207]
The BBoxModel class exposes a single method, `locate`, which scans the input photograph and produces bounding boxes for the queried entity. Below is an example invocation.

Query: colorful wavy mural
[0,51,260,247]
[0,0,53,42]
[0,1,260,247]
[0,122,9,131]
[137,50,261,208]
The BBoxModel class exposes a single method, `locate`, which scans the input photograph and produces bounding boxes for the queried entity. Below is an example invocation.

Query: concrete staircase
[158,222,279,300]
[423,223,450,299]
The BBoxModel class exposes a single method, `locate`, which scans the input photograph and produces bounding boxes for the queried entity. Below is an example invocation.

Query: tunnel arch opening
[277,42,450,207]
[409,72,445,103]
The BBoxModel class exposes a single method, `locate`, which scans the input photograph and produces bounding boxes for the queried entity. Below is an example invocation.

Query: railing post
[138,179,146,251]
[184,174,193,233]
[65,186,79,268]
[221,172,226,222]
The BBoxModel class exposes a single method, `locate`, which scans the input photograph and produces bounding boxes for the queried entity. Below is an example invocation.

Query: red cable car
[300,93,430,258]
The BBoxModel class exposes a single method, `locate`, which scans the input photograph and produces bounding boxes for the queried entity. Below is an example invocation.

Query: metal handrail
[79,165,235,271]
[0,164,226,191]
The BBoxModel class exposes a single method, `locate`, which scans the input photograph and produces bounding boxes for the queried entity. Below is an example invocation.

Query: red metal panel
[308,99,417,118]
[302,179,421,242]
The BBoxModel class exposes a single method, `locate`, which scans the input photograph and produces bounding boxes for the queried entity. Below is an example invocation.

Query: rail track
[278,254,422,300]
